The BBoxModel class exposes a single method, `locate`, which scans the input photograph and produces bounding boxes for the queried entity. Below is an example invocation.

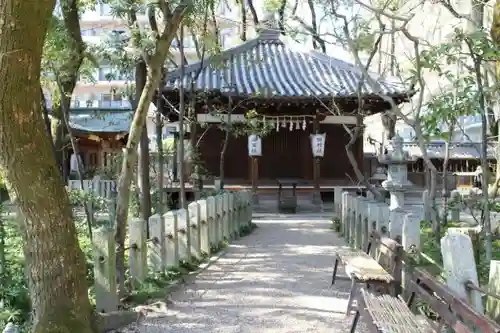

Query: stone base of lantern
[312,191,323,205]
[252,192,259,205]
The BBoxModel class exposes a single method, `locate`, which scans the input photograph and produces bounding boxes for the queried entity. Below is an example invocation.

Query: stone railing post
[176,209,190,262]
[228,192,237,239]
[349,196,357,246]
[354,196,366,249]
[334,187,343,214]
[341,192,350,240]
[244,190,252,225]
[129,218,147,286]
[236,192,244,232]
[188,201,201,259]
[198,199,210,256]
[164,211,179,267]
[206,196,217,247]
[441,230,483,313]
[93,227,118,313]
[402,213,421,293]
[215,194,224,242]
[366,201,379,247]
[148,214,167,273]
[377,204,390,236]
[222,192,230,240]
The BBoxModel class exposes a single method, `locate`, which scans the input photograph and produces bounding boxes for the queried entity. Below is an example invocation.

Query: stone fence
[68,177,116,199]
[92,190,252,313]
[338,190,500,323]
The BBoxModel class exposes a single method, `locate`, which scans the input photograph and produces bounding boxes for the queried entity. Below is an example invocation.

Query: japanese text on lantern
[310,133,325,157]
[248,134,262,156]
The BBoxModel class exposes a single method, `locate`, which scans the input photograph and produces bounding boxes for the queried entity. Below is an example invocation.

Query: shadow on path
[137,216,368,333]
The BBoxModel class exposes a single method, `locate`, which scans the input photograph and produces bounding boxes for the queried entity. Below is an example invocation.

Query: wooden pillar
[251,157,259,204]
[312,115,322,204]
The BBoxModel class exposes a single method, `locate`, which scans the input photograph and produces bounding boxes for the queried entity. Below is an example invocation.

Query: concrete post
[222,193,230,240]
[341,192,350,240]
[215,194,224,242]
[188,201,201,259]
[334,187,343,214]
[129,218,147,286]
[176,209,190,262]
[206,196,217,247]
[441,231,483,313]
[148,214,167,273]
[402,213,421,293]
[197,199,210,256]
[93,227,118,313]
[164,211,179,267]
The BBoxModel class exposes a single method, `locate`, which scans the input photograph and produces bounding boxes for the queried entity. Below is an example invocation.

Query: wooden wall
[197,124,362,184]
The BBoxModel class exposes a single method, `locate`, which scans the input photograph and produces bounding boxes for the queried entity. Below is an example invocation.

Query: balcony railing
[71,100,131,109]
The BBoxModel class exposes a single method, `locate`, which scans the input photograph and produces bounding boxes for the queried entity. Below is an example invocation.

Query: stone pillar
[341,191,350,238]
[148,214,167,272]
[441,231,483,313]
[422,190,431,222]
[335,187,343,214]
[376,203,390,235]
[164,211,179,267]
[93,227,118,313]
[449,189,462,222]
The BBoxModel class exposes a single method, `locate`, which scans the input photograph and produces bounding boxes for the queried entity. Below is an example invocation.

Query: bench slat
[361,289,435,333]
[337,247,393,283]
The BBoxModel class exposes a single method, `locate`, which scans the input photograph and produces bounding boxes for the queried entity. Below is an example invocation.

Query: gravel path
[135,215,367,332]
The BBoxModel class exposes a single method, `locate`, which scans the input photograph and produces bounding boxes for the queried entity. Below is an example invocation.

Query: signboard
[310,133,326,157]
[248,134,262,156]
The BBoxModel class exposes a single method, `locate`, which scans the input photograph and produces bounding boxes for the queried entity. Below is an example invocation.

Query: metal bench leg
[349,311,360,333]
[331,257,339,286]
[346,279,358,315]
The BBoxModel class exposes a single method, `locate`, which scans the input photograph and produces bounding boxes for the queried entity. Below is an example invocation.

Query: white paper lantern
[310,133,326,157]
[248,134,262,156]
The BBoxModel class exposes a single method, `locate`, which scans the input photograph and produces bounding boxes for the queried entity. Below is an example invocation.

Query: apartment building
[73,1,244,110]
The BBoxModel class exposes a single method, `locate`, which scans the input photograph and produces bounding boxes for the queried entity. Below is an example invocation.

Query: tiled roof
[164,29,408,98]
[364,141,496,159]
[68,108,132,133]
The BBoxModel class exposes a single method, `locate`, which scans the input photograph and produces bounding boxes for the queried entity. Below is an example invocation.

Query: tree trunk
[489,0,500,198]
[137,60,152,222]
[381,112,396,141]
[0,1,96,332]
[219,100,232,191]
[139,125,152,219]
[114,46,181,298]
[178,24,187,209]
[49,0,86,177]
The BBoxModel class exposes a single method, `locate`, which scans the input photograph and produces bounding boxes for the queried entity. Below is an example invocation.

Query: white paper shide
[310,133,326,157]
[248,134,262,156]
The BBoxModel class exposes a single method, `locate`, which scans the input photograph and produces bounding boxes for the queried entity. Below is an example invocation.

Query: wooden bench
[331,232,402,314]
[349,267,500,333]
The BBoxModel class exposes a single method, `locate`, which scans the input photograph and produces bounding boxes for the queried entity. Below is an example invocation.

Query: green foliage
[416,27,500,141]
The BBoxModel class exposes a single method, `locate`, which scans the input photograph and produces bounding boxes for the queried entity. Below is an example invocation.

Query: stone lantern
[378,134,413,239]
